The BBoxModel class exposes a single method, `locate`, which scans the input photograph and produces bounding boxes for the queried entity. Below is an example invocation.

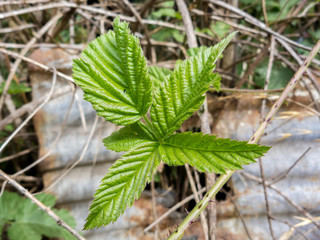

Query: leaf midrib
[163,142,259,153]
[83,53,137,108]
[156,51,216,138]
[160,94,204,139]
[85,143,160,228]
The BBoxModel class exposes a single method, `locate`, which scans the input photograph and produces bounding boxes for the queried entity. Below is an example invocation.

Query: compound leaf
[150,32,236,137]
[73,17,152,126]
[0,191,77,240]
[84,142,161,229]
[72,18,269,232]
[159,132,270,174]
[103,122,157,152]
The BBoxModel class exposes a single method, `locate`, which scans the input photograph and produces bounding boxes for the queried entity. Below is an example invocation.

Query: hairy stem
[167,172,232,240]
[168,39,320,240]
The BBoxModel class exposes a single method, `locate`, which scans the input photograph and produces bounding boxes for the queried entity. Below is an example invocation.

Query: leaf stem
[168,38,320,240]
[142,115,152,127]
[142,115,162,142]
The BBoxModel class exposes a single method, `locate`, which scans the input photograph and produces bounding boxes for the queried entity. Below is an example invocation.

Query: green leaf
[212,74,221,92]
[54,209,78,239]
[148,66,172,88]
[151,28,185,43]
[8,224,41,240]
[187,46,207,57]
[150,32,236,138]
[35,192,56,207]
[159,132,270,174]
[0,191,77,240]
[254,59,294,89]
[0,81,31,94]
[84,142,161,229]
[0,191,24,231]
[174,59,184,68]
[73,17,152,126]
[187,47,221,92]
[210,22,230,39]
[103,122,157,152]
[151,8,179,19]
[161,0,175,7]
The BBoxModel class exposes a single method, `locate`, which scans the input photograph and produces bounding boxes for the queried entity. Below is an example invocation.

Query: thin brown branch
[12,87,76,179]
[0,48,74,83]
[270,216,310,240]
[0,68,57,154]
[185,165,201,203]
[0,12,63,113]
[207,0,313,51]
[269,147,312,185]
[259,36,276,240]
[261,0,268,25]
[0,147,37,163]
[269,185,320,230]
[0,0,51,6]
[44,116,99,192]
[121,0,151,44]
[0,23,36,34]
[192,9,268,38]
[236,45,269,88]
[248,38,320,144]
[0,2,214,41]
[216,87,283,94]
[184,163,209,240]
[221,189,253,240]
[151,178,160,240]
[176,0,197,48]
[46,8,76,43]
[277,38,320,110]
[0,85,71,130]
[0,42,84,49]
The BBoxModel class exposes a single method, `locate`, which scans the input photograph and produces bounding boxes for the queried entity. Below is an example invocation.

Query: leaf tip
[259,145,272,154]
[228,31,238,38]
[83,210,107,231]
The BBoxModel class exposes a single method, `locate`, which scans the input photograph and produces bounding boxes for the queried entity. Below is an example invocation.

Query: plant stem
[168,39,320,240]
[142,115,162,141]
[167,171,232,240]
[142,115,152,127]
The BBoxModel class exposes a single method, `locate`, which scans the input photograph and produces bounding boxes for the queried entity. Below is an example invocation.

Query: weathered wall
[213,95,320,240]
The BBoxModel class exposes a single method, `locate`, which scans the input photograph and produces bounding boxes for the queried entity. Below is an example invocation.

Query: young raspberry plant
[73,17,270,230]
